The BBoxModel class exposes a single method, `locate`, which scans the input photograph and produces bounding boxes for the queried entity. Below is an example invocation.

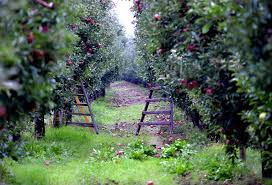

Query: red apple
[27,32,34,44]
[154,14,161,21]
[187,44,196,52]
[32,50,45,60]
[187,80,198,90]
[158,48,165,55]
[87,17,95,25]
[138,4,143,12]
[226,140,231,145]
[135,0,140,4]
[116,150,124,156]
[191,80,198,88]
[206,87,213,96]
[66,59,73,66]
[168,136,174,142]
[0,106,7,117]
[180,79,188,86]
[146,180,154,185]
[87,48,93,54]
[183,27,189,32]
[41,24,49,33]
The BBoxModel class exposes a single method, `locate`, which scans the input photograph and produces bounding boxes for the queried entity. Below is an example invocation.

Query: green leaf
[202,23,211,34]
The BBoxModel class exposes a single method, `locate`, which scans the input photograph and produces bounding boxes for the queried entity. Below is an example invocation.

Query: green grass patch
[189,144,262,184]
[9,158,176,185]
[92,99,143,125]
[4,127,176,185]
[23,126,143,160]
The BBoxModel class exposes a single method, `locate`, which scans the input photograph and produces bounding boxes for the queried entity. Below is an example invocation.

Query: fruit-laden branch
[34,0,54,9]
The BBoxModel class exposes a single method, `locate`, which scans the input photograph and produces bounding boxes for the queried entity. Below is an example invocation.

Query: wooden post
[65,107,72,125]
[169,100,174,135]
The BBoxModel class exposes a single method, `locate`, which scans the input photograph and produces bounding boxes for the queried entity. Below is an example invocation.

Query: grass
[3,127,176,185]
[92,99,143,125]
[10,158,176,185]
[189,144,262,184]
[4,126,263,185]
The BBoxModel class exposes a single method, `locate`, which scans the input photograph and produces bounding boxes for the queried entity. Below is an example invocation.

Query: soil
[109,82,147,107]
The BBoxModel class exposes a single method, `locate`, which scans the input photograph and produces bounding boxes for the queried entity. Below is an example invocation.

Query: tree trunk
[101,88,106,97]
[53,110,63,128]
[34,113,45,139]
[239,145,246,161]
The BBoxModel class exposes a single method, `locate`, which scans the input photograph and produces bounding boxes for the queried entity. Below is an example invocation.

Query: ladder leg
[136,90,154,136]
[136,124,141,136]
[80,80,99,134]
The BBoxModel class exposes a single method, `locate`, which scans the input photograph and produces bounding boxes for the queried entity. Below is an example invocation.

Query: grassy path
[5,81,177,185]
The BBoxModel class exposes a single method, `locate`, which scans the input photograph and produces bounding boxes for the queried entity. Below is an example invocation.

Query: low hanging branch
[35,0,55,9]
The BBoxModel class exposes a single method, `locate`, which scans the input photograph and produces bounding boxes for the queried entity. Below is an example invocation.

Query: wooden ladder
[66,80,99,134]
[136,86,174,135]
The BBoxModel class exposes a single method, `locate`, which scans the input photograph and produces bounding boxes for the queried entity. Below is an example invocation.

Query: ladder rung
[145,98,170,103]
[142,110,171,115]
[139,121,170,126]
[70,112,92,116]
[67,122,94,127]
[73,103,88,106]
[149,86,161,90]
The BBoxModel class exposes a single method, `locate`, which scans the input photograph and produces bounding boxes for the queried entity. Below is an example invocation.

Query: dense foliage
[0,0,73,158]
[0,0,125,159]
[133,0,272,178]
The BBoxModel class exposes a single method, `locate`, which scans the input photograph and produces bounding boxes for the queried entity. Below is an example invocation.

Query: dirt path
[109,81,147,107]
[107,81,167,146]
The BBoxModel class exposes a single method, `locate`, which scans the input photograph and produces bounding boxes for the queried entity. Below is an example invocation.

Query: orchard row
[133,0,272,178]
[0,0,126,159]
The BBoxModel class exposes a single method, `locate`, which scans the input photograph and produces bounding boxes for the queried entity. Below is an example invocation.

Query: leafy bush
[203,157,245,181]
[126,140,157,160]
[161,140,194,159]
